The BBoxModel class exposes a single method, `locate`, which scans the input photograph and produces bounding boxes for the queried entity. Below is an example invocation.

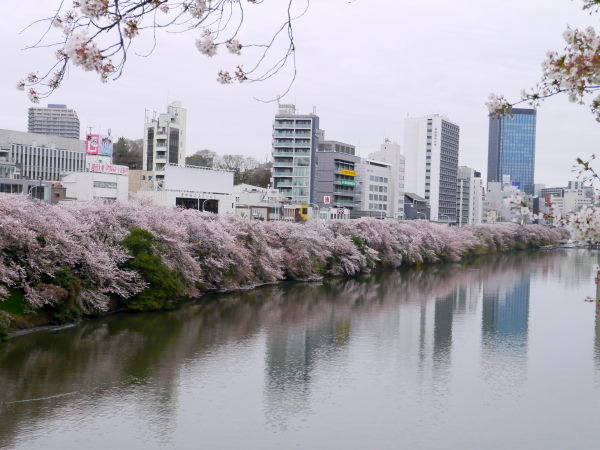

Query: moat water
[1,250,600,449]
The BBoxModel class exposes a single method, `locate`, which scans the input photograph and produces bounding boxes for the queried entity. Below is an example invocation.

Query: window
[93,181,118,189]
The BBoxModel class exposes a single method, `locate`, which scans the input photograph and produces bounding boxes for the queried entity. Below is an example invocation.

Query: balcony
[273,169,293,176]
[274,121,294,128]
[273,140,294,147]
[273,151,294,157]
[273,131,295,138]
[294,141,311,148]
[334,179,356,187]
[273,161,294,167]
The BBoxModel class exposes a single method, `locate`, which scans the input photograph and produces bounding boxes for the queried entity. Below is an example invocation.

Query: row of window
[369,203,387,211]
[369,185,388,193]
[369,194,388,201]
[369,175,388,183]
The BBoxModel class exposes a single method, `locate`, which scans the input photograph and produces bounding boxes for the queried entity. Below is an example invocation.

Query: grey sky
[1,0,599,187]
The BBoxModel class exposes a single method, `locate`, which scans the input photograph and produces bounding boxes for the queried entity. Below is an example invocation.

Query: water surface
[1,250,600,449]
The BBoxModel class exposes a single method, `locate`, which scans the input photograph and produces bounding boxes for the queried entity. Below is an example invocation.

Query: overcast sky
[1,0,599,187]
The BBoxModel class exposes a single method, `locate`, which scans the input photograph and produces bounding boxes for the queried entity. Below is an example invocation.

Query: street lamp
[440,214,450,223]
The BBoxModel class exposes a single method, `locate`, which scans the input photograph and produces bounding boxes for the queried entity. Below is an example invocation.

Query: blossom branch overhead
[18,0,305,102]
[486,1,600,120]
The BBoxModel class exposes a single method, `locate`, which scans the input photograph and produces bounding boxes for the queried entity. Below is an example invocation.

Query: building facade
[487,108,536,195]
[142,101,187,186]
[28,104,80,139]
[368,139,406,219]
[404,192,430,220]
[133,164,234,215]
[456,166,483,226]
[0,129,86,181]
[404,115,459,222]
[357,159,392,218]
[314,139,360,210]
[271,104,320,205]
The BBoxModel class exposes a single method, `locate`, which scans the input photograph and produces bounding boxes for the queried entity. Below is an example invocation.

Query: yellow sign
[339,169,356,177]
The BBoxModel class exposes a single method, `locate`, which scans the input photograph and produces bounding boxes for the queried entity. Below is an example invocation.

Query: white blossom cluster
[562,206,600,242]
[226,39,242,55]
[75,0,109,19]
[485,93,512,116]
[195,31,217,56]
[188,0,208,19]
[64,32,114,82]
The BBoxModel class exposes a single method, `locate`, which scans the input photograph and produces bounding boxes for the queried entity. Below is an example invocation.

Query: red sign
[323,195,331,205]
[337,208,345,215]
[89,163,129,175]
[86,134,100,155]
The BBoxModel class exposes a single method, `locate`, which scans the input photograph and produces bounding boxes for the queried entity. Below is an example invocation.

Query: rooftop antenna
[107,128,111,137]
[312,105,317,114]
[87,126,93,135]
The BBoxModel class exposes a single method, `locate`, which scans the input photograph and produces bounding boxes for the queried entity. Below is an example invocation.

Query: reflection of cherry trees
[0,250,563,449]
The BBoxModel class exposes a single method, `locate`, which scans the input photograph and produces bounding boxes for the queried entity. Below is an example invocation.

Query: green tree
[121,228,184,311]
[113,137,143,169]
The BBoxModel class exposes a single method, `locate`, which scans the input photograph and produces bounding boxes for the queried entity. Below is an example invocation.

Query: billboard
[164,165,233,194]
[86,134,113,156]
[89,163,129,175]
[100,136,113,156]
[86,134,100,155]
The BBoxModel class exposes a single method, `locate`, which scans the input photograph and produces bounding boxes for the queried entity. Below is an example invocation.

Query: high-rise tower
[487,108,536,195]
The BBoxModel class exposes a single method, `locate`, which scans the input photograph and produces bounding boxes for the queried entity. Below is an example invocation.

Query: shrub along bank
[0,196,564,339]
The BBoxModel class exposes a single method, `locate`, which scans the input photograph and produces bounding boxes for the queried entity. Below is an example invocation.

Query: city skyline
[1,0,599,188]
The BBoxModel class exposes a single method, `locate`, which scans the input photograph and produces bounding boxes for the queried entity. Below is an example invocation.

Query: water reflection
[0,250,597,449]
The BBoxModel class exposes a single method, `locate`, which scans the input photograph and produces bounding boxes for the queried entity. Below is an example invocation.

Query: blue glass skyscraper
[487,108,536,195]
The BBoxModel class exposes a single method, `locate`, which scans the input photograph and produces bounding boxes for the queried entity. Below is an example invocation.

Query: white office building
[357,159,393,218]
[142,101,187,187]
[403,115,460,223]
[368,139,406,219]
[456,166,483,226]
[271,104,320,205]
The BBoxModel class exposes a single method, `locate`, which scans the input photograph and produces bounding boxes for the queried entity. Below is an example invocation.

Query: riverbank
[0,196,565,339]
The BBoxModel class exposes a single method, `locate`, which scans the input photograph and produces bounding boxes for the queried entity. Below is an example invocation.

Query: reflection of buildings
[480,275,531,387]
[482,277,530,341]
[264,315,350,426]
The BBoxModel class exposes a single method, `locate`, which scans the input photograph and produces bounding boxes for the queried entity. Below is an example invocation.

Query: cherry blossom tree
[18,0,308,102]
[0,195,563,319]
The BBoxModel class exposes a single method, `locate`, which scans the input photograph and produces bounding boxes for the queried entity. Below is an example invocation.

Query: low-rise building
[404,193,430,220]
[233,184,286,221]
[134,164,234,215]
[356,159,392,218]
[61,168,129,203]
[484,177,534,223]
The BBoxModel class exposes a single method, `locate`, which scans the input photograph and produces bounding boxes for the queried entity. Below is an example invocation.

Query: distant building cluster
[0,100,594,224]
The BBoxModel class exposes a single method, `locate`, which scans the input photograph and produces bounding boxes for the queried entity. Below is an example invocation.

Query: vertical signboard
[100,136,113,156]
[324,195,331,205]
[86,134,100,155]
